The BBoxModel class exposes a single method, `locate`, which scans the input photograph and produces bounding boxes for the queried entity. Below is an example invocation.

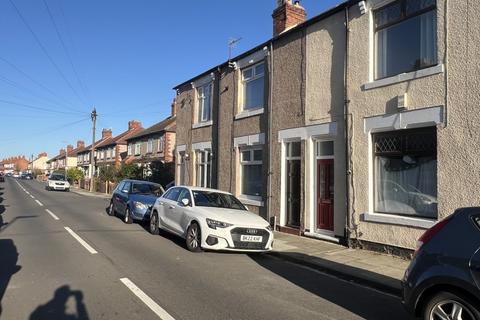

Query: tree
[147,161,174,188]
[117,164,143,181]
[66,168,84,184]
[98,166,118,182]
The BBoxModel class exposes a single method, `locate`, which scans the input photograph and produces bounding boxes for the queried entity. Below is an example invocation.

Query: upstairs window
[147,139,153,153]
[196,82,213,123]
[135,143,141,155]
[127,144,132,156]
[241,63,265,111]
[157,136,165,153]
[375,0,437,79]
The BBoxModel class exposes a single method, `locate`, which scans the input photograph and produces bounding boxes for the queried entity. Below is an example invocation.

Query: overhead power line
[42,0,91,104]
[0,55,85,113]
[0,74,81,111]
[0,98,88,115]
[8,0,88,108]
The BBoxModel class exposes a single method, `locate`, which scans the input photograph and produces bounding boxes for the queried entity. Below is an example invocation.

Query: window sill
[361,212,436,229]
[363,64,444,90]
[235,108,264,120]
[192,120,213,129]
[238,195,264,207]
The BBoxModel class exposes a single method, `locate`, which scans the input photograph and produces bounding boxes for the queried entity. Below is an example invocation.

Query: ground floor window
[373,127,437,218]
[195,149,212,188]
[240,147,262,197]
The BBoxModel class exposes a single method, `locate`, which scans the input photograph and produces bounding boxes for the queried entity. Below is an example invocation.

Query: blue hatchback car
[108,179,164,224]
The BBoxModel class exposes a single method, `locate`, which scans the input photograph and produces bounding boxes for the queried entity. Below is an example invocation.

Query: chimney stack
[67,145,74,155]
[38,152,47,158]
[102,128,113,139]
[272,0,306,36]
[171,98,177,116]
[60,148,66,156]
[128,120,142,130]
[77,140,85,149]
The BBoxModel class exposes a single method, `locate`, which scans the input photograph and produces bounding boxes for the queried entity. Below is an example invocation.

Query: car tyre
[123,207,133,224]
[149,211,159,235]
[423,291,480,320]
[108,201,116,216]
[65,188,70,192]
[186,222,202,252]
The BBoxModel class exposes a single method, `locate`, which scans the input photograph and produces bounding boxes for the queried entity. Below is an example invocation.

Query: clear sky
[0,0,343,160]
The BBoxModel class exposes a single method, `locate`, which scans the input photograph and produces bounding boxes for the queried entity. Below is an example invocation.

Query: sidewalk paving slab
[70,187,111,199]
[271,231,410,296]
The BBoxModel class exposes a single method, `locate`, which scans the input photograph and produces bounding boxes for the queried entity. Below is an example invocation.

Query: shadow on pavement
[249,253,410,320]
[29,285,90,320]
[0,239,22,317]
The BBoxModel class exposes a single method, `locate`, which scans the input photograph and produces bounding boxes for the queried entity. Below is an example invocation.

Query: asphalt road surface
[0,177,410,320]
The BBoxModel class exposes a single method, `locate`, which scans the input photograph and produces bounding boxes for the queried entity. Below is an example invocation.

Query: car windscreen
[131,183,163,196]
[50,175,65,181]
[192,191,247,211]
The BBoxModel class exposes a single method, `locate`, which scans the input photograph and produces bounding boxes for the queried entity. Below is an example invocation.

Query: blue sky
[0,0,343,160]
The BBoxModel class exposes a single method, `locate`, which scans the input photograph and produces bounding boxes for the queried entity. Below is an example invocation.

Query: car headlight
[133,201,147,210]
[206,218,232,230]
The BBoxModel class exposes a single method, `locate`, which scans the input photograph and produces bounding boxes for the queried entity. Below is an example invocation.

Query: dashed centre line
[120,278,176,320]
[64,227,98,254]
[35,200,43,207]
[29,195,35,199]
[45,209,60,220]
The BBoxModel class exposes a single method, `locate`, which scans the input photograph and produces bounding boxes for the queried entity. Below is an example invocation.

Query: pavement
[70,186,111,199]
[271,232,410,296]
[0,178,411,319]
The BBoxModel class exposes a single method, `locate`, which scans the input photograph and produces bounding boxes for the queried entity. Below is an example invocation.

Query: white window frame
[177,151,186,185]
[240,62,265,112]
[195,149,212,188]
[112,147,116,159]
[196,82,213,123]
[239,146,263,203]
[127,144,132,156]
[134,142,141,155]
[147,139,153,153]
[157,136,165,153]
[106,148,111,159]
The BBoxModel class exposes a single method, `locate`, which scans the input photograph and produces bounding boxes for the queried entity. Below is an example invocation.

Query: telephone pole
[90,107,97,192]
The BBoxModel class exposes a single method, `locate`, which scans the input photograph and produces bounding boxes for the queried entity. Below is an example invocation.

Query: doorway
[315,140,334,232]
[285,141,301,228]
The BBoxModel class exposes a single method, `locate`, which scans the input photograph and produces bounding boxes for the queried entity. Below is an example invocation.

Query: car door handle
[169,205,175,209]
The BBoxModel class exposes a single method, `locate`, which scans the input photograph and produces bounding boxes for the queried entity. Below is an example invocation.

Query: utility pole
[90,107,97,192]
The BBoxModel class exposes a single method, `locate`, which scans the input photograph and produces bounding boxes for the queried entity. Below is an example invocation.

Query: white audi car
[149,186,274,252]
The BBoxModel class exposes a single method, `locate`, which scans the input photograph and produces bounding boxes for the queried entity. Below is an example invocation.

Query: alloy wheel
[150,214,157,233]
[429,300,475,320]
[187,224,201,251]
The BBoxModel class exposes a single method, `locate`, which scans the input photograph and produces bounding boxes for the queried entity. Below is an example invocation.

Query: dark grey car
[402,207,480,320]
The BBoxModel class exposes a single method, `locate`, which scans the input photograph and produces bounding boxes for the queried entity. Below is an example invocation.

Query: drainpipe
[344,6,351,246]
[267,41,274,228]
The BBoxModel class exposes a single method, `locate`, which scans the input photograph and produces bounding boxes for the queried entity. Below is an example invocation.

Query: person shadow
[29,285,90,320]
[0,239,22,317]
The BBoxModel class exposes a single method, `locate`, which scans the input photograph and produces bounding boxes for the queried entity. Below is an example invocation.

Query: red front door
[317,159,334,231]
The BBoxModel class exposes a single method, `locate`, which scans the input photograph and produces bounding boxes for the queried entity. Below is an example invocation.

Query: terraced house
[174,0,480,254]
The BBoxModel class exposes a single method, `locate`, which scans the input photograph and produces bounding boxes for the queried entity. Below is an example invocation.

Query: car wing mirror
[181,198,190,207]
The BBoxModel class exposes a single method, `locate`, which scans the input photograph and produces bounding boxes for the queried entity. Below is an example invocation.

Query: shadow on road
[249,253,410,320]
[0,239,22,317]
[29,285,90,320]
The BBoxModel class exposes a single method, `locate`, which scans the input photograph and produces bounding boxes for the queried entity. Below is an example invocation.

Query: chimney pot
[128,120,142,130]
[102,128,113,139]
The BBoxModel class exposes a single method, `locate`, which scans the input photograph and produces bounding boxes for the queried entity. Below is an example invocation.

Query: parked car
[46,173,70,191]
[0,175,4,183]
[108,179,164,224]
[21,173,33,180]
[149,186,274,253]
[402,207,480,319]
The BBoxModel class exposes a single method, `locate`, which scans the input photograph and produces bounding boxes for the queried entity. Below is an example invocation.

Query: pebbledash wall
[174,0,480,252]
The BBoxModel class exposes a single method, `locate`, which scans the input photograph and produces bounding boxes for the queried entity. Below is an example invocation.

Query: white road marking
[29,195,35,199]
[25,191,30,195]
[35,200,44,207]
[45,209,60,220]
[120,278,176,320]
[64,227,98,254]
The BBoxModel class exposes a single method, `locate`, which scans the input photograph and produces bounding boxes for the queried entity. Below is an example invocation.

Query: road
[0,177,410,320]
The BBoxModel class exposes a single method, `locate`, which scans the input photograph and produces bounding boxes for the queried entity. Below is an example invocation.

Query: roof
[126,116,176,142]
[173,0,358,90]
[96,126,144,149]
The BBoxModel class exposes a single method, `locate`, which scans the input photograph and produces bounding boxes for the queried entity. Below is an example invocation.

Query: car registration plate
[240,235,263,242]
